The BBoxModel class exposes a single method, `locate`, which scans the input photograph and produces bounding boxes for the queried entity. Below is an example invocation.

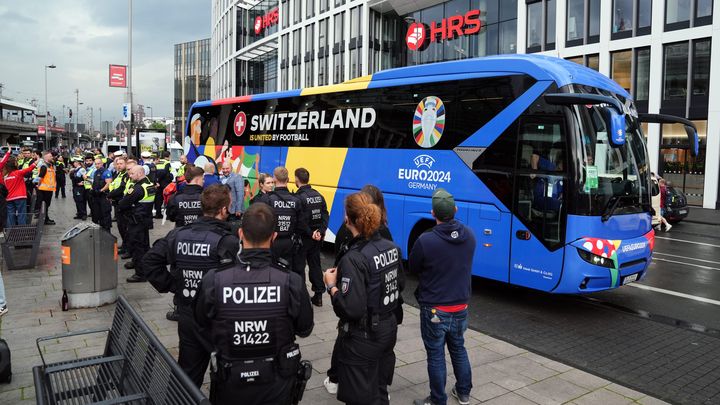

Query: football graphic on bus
[413,96,445,148]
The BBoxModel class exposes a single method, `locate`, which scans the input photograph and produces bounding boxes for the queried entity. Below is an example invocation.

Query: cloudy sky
[0,0,210,126]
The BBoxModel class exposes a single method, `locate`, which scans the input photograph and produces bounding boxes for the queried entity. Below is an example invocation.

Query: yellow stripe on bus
[285,147,348,216]
[300,75,372,96]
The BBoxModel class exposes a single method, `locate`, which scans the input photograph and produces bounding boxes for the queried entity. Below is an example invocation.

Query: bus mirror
[638,113,699,157]
[684,125,700,157]
[605,109,626,147]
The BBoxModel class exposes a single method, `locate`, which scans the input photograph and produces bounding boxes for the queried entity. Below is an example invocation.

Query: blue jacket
[408,220,476,307]
[220,172,244,214]
[203,174,220,189]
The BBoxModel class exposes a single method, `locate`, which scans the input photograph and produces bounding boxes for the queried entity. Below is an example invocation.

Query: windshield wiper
[601,194,635,222]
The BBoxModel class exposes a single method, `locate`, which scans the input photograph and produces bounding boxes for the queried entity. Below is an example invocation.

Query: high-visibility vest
[124,179,135,195]
[109,171,127,192]
[84,167,96,190]
[38,165,57,192]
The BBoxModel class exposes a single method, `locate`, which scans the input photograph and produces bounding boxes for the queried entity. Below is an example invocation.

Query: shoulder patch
[341,277,351,295]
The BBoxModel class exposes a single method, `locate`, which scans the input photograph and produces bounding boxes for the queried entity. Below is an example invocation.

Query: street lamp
[44,64,56,149]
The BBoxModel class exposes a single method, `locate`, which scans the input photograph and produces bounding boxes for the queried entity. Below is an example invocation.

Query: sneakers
[45,219,56,225]
[414,397,437,405]
[452,387,470,405]
[126,274,146,283]
[311,292,323,307]
[124,261,134,269]
[665,223,673,232]
[323,377,338,395]
[0,306,7,317]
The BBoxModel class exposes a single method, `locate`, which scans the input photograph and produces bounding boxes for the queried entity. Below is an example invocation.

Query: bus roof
[199,54,630,109]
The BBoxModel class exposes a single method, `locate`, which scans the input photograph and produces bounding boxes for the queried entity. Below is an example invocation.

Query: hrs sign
[254,7,279,35]
[405,9,483,51]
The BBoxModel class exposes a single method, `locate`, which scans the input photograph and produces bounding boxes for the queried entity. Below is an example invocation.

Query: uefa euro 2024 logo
[413,96,445,148]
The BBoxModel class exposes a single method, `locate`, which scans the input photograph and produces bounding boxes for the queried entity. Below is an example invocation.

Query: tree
[149,121,166,130]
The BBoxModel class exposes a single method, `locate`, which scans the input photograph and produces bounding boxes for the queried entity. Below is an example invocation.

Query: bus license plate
[679,210,687,215]
[622,273,639,285]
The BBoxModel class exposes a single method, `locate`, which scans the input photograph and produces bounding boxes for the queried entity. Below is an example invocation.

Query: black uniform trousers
[211,369,295,405]
[335,316,397,405]
[271,237,295,270]
[90,193,112,230]
[153,184,168,217]
[177,305,210,388]
[126,220,150,279]
[295,237,324,294]
[72,186,87,218]
[35,190,53,222]
[114,203,128,248]
[55,176,66,198]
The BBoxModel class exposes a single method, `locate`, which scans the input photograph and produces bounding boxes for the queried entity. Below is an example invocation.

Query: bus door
[509,117,567,291]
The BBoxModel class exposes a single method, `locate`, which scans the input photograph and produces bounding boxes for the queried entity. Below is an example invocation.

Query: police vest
[156,160,172,184]
[358,237,401,317]
[173,187,203,227]
[92,167,107,192]
[109,171,127,192]
[211,263,295,367]
[129,178,156,218]
[84,167,96,190]
[37,165,56,192]
[263,190,300,238]
[171,225,230,305]
[296,186,326,231]
[177,164,186,178]
[124,179,135,195]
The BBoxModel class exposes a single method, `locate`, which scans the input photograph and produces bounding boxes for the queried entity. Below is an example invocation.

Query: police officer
[323,192,403,405]
[82,155,96,219]
[153,150,174,219]
[118,165,156,283]
[166,166,204,227]
[293,168,329,307]
[141,150,157,183]
[90,158,112,230]
[144,184,239,387]
[108,157,130,252]
[194,202,314,405]
[70,158,88,220]
[255,167,308,270]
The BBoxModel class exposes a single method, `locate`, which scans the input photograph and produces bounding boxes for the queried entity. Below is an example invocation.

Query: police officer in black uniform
[166,166,204,227]
[293,168,329,307]
[119,165,156,283]
[107,157,130,255]
[194,202,314,405]
[255,166,308,271]
[323,192,403,405]
[70,158,88,220]
[143,184,239,387]
[154,150,174,219]
[90,158,112,230]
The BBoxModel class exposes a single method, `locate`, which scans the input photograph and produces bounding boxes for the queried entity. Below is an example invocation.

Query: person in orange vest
[35,151,57,225]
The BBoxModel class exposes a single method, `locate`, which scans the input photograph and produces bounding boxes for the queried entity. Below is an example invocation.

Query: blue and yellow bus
[184,54,698,294]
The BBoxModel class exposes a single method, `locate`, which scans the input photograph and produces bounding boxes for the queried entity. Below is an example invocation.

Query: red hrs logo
[405,9,483,51]
[254,7,279,35]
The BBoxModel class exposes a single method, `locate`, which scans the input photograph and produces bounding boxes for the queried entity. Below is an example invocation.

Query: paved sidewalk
[0,197,670,404]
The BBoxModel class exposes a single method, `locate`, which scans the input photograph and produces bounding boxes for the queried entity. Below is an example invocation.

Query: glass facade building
[211,0,718,209]
[174,38,211,140]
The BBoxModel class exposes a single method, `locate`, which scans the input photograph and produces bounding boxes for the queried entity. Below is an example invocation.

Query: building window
[306,0,314,19]
[566,53,599,71]
[635,47,651,103]
[666,0,713,31]
[280,34,289,90]
[526,0,555,53]
[320,0,328,13]
[318,18,329,86]
[293,0,301,24]
[281,0,289,29]
[660,120,707,206]
[662,38,711,119]
[611,50,632,94]
[292,30,301,89]
[567,0,600,47]
[368,10,380,74]
[333,12,345,84]
[612,0,652,38]
[305,24,314,87]
[349,6,362,79]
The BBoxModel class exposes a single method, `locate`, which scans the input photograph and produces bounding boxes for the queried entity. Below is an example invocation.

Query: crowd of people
[0,146,479,405]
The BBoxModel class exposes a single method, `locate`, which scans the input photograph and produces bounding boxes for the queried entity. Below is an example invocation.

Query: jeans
[7,199,27,227]
[420,307,472,405]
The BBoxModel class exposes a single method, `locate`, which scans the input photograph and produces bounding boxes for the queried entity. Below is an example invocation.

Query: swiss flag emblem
[234,112,247,137]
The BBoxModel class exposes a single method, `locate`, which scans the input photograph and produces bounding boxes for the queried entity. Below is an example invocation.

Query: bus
[184,54,698,294]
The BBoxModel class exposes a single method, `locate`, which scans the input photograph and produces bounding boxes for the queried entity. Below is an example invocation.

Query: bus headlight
[577,248,614,268]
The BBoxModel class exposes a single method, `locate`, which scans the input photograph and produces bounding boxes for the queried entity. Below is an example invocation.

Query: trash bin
[61,223,118,308]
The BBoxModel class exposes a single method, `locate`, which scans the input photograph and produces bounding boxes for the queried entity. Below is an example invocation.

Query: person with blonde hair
[323,192,403,405]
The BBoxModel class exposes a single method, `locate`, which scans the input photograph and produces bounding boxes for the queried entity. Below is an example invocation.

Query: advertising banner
[138,131,166,154]
[109,64,127,88]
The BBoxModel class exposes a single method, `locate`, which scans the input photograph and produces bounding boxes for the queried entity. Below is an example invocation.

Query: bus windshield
[572,103,651,217]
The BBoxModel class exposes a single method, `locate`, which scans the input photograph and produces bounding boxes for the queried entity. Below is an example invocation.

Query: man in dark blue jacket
[409,188,476,405]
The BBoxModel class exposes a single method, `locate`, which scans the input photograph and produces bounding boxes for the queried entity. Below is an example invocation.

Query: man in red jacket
[3,157,37,226]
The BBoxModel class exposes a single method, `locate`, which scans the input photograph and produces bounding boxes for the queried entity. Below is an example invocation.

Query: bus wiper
[601,195,634,222]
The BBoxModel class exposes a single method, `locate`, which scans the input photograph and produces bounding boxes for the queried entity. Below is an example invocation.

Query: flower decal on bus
[413,96,445,148]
